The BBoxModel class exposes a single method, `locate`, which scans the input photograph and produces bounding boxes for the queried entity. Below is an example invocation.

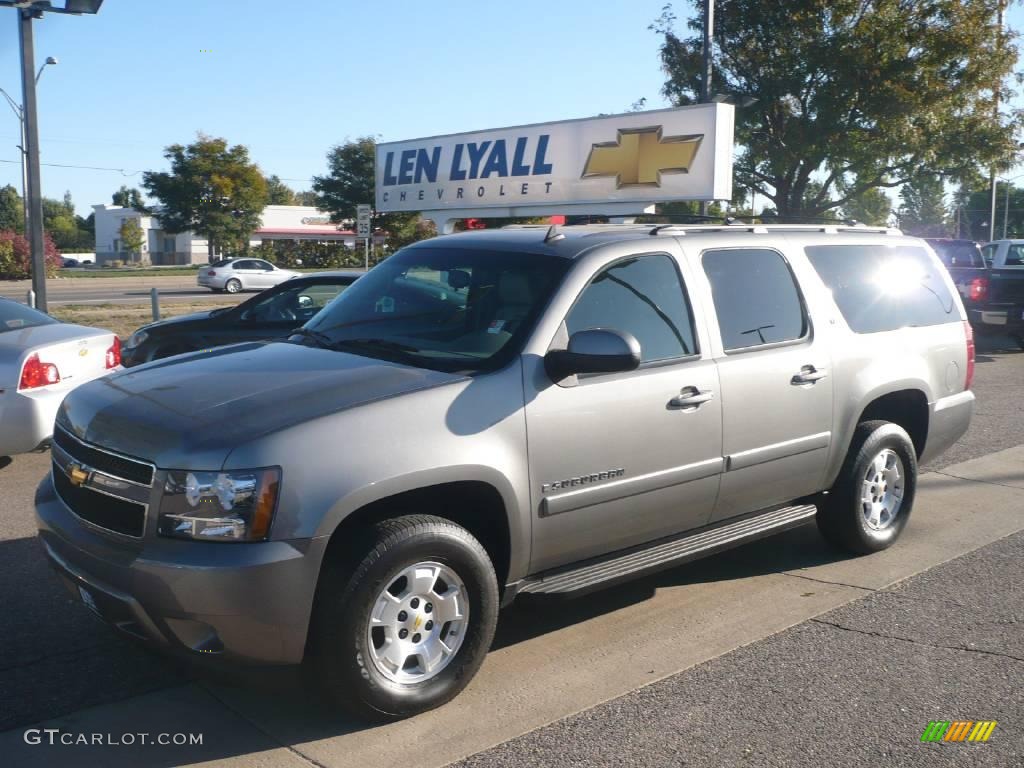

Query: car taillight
[968,276,988,301]
[18,353,61,390]
[207,270,216,276]
[964,321,975,390]
[106,336,121,369]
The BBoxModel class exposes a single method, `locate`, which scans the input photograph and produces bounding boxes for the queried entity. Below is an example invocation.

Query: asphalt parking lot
[0,333,1020,767]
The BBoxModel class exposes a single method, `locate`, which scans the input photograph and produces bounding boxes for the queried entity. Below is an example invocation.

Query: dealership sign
[375,103,734,214]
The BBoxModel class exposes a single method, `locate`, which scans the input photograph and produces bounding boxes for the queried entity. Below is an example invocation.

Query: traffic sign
[357,204,371,237]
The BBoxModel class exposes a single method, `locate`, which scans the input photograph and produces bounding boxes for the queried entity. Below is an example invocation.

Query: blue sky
[0,0,675,216]
[0,1,1020,217]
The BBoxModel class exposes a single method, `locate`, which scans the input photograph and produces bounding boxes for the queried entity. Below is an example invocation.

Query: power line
[0,158,140,175]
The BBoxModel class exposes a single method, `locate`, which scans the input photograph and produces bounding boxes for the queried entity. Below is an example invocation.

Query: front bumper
[35,473,327,664]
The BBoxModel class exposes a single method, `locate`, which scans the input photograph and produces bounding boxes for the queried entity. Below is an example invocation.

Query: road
[0,276,227,306]
[0,334,1020,767]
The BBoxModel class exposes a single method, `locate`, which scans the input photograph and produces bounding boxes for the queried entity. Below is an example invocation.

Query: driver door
[524,252,723,572]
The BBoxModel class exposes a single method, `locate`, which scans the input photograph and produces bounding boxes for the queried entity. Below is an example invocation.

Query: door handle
[791,365,828,385]
[669,387,715,409]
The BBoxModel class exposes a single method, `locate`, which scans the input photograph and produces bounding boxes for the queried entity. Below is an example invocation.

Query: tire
[225,278,242,294]
[816,420,918,554]
[309,515,499,721]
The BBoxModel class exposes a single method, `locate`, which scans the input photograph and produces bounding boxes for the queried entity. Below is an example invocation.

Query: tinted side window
[701,248,807,351]
[566,254,696,363]
[1007,244,1024,266]
[232,260,255,270]
[806,245,956,333]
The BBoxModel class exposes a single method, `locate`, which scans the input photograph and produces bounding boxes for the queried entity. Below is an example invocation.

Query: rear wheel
[225,278,242,294]
[309,515,498,721]
[816,420,917,554]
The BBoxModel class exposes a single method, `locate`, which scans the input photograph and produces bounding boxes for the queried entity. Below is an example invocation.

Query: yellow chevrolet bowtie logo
[582,126,702,188]
[68,463,89,487]
[413,615,423,631]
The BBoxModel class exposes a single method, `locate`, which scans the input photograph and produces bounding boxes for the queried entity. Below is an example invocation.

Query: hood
[136,309,220,335]
[57,341,467,469]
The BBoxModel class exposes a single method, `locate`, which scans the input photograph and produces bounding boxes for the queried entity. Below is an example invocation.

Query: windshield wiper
[289,327,335,349]
[332,337,423,354]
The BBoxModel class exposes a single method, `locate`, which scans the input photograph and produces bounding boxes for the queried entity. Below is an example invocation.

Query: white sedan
[197,257,300,294]
[0,298,121,457]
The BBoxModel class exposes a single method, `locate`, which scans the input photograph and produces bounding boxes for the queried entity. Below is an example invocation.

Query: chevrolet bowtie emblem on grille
[582,126,703,188]
[68,463,89,487]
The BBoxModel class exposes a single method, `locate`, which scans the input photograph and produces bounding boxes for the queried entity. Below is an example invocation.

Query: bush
[106,259,124,268]
[252,240,382,269]
[0,230,62,279]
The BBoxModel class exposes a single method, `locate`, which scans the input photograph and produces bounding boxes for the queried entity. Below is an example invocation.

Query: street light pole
[19,7,47,312]
[699,0,714,217]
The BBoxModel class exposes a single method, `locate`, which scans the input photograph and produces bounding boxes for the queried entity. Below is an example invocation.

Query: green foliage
[265,175,297,205]
[653,1,1021,218]
[252,240,388,269]
[959,182,1024,239]
[0,185,23,233]
[119,219,146,256]
[839,184,893,226]
[312,137,429,249]
[897,175,950,236]
[142,134,268,259]
[112,185,144,209]
[295,190,318,206]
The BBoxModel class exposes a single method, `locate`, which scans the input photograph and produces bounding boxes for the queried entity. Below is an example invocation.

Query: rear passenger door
[699,247,833,521]
[525,252,723,572]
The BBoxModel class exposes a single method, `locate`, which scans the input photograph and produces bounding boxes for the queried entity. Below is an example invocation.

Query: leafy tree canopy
[653,1,1021,219]
[312,137,426,248]
[142,134,267,259]
[119,218,145,255]
[112,185,145,209]
[265,175,297,205]
[897,174,950,236]
[0,184,22,233]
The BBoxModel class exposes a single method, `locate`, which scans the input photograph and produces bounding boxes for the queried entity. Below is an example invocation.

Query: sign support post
[356,203,372,270]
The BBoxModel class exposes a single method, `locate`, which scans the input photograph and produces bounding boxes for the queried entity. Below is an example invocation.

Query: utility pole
[19,8,47,312]
[989,0,1007,242]
[699,0,714,217]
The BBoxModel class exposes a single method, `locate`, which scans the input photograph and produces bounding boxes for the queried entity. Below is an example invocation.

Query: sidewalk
[2,445,1023,768]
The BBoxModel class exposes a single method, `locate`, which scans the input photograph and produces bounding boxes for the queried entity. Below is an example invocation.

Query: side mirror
[544,328,641,382]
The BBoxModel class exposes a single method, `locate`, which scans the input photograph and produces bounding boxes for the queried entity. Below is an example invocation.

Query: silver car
[37,224,974,720]
[0,298,120,457]
[196,257,300,293]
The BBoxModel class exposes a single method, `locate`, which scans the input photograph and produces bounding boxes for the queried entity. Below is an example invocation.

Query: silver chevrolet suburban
[35,224,975,720]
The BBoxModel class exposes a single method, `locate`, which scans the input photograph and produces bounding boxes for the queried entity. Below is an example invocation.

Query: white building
[92,204,377,265]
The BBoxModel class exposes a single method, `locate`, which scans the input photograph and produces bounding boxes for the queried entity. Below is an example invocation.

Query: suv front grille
[53,427,154,486]
[52,465,147,538]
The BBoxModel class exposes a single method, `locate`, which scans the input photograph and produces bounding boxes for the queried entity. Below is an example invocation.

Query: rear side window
[806,245,956,333]
[566,254,697,362]
[701,248,807,351]
[928,241,983,268]
[1007,244,1024,266]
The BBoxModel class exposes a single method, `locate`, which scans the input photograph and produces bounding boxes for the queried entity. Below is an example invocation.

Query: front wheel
[309,515,499,721]
[816,420,918,554]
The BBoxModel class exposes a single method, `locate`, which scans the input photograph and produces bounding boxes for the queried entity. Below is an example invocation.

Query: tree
[118,219,145,262]
[112,185,144,209]
[652,1,1021,219]
[0,230,62,279]
[142,134,268,260]
[897,175,949,236]
[312,137,427,249]
[265,175,297,205]
[295,190,319,206]
[0,185,23,233]
[839,185,893,226]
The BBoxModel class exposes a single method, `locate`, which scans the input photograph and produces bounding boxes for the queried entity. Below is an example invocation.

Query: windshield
[302,247,568,372]
[0,300,58,333]
[928,241,983,268]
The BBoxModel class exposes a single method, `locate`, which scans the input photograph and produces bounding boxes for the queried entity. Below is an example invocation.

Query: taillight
[207,270,216,276]
[968,276,988,302]
[18,353,61,390]
[106,336,121,369]
[964,321,975,390]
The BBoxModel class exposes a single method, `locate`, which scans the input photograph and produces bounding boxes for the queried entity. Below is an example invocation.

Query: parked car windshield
[302,247,569,372]
[0,300,58,333]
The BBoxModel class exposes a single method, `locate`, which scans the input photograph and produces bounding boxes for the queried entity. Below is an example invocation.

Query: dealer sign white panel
[376,103,734,213]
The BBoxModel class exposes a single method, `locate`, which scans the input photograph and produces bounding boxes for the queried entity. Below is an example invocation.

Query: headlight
[127,329,149,348]
[159,468,280,541]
